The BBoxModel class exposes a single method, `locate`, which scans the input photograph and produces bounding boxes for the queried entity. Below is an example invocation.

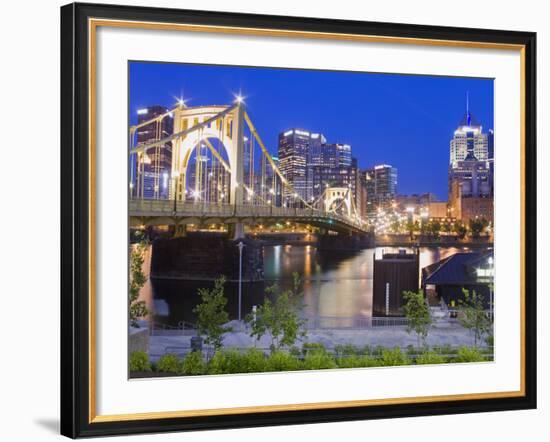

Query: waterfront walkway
[147,321,480,361]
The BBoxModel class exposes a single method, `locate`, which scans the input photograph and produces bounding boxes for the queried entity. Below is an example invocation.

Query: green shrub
[241,348,268,373]
[359,355,382,367]
[433,344,457,356]
[337,355,364,368]
[156,354,181,374]
[129,351,151,372]
[334,344,359,358]
[416,351,447,365]
[406,344,418,357]
[266,351,302,372]
[454,346,485,363]
[303,350,337,370]
[181,351,206,375]
[289,346,301,357]
[379,348,410,366]
[301,342,326,356]
[207,350,244,374]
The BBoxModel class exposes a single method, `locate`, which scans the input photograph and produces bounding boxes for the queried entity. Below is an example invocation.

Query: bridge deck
[129,200,370,234]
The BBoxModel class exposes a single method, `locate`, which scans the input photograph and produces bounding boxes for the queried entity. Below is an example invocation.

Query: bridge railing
[129,199,368,230]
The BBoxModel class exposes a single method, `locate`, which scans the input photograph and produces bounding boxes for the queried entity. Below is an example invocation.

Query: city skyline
[129,61,494,200]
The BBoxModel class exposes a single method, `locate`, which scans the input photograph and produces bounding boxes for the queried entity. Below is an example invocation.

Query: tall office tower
[449,98,489,168]
[488,129,495,195]
[364,164,398,219]
[448,98,493,222]
[278,128,312,201]
[134,105,173,199]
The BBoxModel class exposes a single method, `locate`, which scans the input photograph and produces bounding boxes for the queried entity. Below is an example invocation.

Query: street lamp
[237,241,245,322]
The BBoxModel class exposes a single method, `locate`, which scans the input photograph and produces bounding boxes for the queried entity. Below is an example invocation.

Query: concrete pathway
[148,321,482,361]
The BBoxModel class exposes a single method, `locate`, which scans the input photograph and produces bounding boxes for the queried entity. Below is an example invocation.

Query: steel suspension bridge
[129,97,370,238]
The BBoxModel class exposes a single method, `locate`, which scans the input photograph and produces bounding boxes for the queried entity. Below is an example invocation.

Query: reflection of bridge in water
[129,99,370,238]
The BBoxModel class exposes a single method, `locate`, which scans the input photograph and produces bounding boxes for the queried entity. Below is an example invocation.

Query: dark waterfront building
[364,164,398,220]
[134,105,173,199]
[373,249,419,316]
[421,251,494,310]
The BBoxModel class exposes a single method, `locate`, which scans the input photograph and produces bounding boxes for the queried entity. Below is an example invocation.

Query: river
[140,244,482,328]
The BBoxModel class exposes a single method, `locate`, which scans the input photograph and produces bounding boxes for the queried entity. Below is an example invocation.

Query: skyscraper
[278,128,357,205]
[364,164,398,219]
[449,98,489,168]
[134,105,173,199]
[448,98,493,221]
[278,129,311,201]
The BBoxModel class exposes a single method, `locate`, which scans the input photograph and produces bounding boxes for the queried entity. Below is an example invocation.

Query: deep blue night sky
[129,62,493,200]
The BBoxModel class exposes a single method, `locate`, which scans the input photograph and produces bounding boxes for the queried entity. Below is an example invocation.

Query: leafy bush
[336,355,364,368]
[432,344,457,356]
[416,351,447,365]
[266,351,302,372]
[241,348,268,373]
[369,346,385,358]
[301,342,326,356]
[303,350,337,370]
[379,348,410,366]
[208,350,240,374]
[156,354,181,374]
[129,351,151,372]
[180,351,206,375]
[334,344,359,358]
[454,346,485,363]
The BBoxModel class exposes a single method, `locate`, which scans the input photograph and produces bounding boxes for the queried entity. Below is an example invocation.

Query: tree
[457,288,492,347]
[402,290,433,348]
[428,220,441,239]
[129,235,149,327]
[193,276,233,351]
[246,272,306,351]
[454,221,468,239]
[469,218,486,238]
[406,220,419,240]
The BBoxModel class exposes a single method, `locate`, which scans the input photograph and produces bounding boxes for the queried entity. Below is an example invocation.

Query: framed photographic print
[60,2,537,438]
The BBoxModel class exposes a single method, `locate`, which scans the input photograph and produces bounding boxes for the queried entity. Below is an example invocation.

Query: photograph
[128,62,496,378]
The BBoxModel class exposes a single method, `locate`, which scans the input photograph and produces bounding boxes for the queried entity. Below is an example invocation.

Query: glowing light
[234,94,245,104]
[137,108,148,115]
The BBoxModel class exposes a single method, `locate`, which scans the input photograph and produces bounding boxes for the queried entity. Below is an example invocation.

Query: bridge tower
[324,187,353,217]
[171,102,245,208]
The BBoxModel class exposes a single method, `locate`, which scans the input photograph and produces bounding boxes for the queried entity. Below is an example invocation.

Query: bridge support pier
[229,222,245,240]
[173,224,187,238]
[151,234,264,282]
